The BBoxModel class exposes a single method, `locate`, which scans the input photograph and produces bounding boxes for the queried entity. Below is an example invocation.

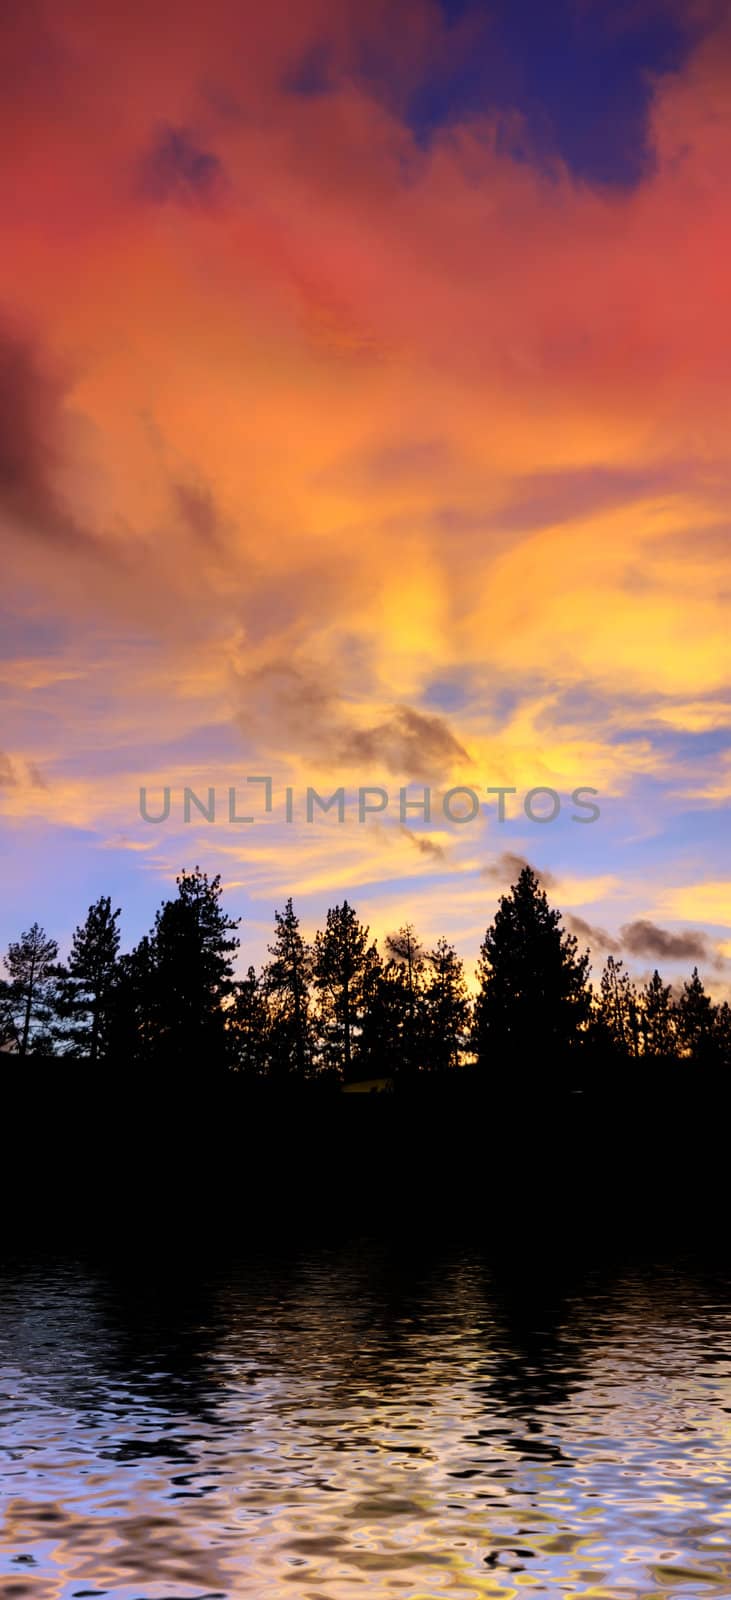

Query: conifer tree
[639,969,675,1058]
[712,1000,731,1070]
[111,934,157,1066]
[61,896,121,1062]
[149,868,239,1065]
[3,923,59,1056]
[262,898,312,1077]
[677,967,715,1063]
[423,937,470,1071]
[474,867,591,1074]
[357,942,395,1077]
[384,923,426,1073]
[598,955,639,1057]
[228,965,270,1076]
[313,901,371,1079]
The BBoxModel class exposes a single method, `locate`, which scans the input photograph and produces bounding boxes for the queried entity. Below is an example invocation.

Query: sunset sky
[1,0,730,987]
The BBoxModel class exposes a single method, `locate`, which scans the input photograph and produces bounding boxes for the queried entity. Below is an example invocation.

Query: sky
[1,0,730,990]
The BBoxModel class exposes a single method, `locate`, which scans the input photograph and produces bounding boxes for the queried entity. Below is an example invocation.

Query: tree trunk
[343,977,351,1079]
[90,990,100,1066]
[20,958,35,1058]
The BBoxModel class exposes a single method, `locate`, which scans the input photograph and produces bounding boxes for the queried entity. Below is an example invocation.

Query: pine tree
[0,979,17,1050]
[639,969,675,1058]
[677,967,715,1064]
[712,1000,731,1070]
[597,955,639,1057]
[384,923,425,1073]
[111,934,157,1066]
[474,867,591,1075]
[3,923,59,1056]
[60,896,121,1062]
[228,965,269,1076]
[357,942,396,1077]
[313,901,371,1079]
[423,937,470,1072]
[150,867,240,1065]
[262,898,312,1077]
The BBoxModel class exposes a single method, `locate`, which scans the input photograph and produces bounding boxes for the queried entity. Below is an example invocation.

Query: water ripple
[1,1252,731,1597]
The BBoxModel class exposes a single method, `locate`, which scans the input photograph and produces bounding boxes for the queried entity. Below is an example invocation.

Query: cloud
[173,481,226,552]
[236,659,336,752]
[284,40,335,97]
[138,126,227,207]
[481,852,556,889]
[237,664,469,781]
[1,0,731,970]
[26,762,47,790]
[399,824,445,861]
[323,435,456,493]
[566,914,620,954]
[341,706,469,780]
[0,753,49,791]
[0,0,69,104]
[0,322,99,553]
[659,884,731,925]
[620,918,724,968]
[493,461,693,534]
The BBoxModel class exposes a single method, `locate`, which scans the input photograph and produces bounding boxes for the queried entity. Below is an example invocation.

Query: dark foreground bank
[4,1057,730,1255]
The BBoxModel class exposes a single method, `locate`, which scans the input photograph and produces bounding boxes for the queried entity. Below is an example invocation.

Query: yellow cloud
[659,883,731,927]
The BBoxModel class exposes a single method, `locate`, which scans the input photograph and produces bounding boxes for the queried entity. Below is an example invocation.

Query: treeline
[1,865,730,1077]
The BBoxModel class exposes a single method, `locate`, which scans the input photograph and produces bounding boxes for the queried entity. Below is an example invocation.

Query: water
[2,1247,731,1598]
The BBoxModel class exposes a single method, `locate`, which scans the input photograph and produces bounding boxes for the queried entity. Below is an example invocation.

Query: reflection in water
[1,1248,731,1597]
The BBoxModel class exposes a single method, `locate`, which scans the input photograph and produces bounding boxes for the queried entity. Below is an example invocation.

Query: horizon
[1,856,723,1003]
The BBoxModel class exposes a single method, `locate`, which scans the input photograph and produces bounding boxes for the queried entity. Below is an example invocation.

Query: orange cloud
[0,0,729,969]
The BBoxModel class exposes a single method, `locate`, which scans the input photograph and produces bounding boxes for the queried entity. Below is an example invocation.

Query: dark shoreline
[7,1061,730,1257]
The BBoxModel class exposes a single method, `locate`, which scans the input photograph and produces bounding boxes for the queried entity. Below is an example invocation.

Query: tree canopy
[3,864,729,1085]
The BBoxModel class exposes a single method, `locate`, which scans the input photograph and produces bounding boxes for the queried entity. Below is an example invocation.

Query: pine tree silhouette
[313,901,372,1079]
[229,965,269,1076]
[127,868,240,1069]
[640,969,675,1059]
[3,923,59,1056]
[384,923,426,1075]
[423,937,470,1072]
[677,967,714,1064]
[60,896,121,1062]
[474,866,591,1079]
[263,898,313,1078]
[597,955,639,1057]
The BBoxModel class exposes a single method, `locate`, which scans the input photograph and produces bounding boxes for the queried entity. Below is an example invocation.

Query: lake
[2,1245,731,1598]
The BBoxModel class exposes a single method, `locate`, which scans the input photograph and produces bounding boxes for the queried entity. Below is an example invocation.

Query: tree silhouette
[228,965,270,1076]
[60,896,121,1062]
[313,901,372,1079]
[111,934,157,1066]
[639,969,675,1058]
[3,923,59,1056]
[357,942,397,1077]
[677,967,714,1064]
[384,923,426,1074]
[1,867,726,1109]
[423,937,470,1072]
[0,979,16,1051]
[148,868,239,1066]
[597,955,639,1057]
[474,867,591,1077]
[712,1000,731,1069]
[262,898,313,1078]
